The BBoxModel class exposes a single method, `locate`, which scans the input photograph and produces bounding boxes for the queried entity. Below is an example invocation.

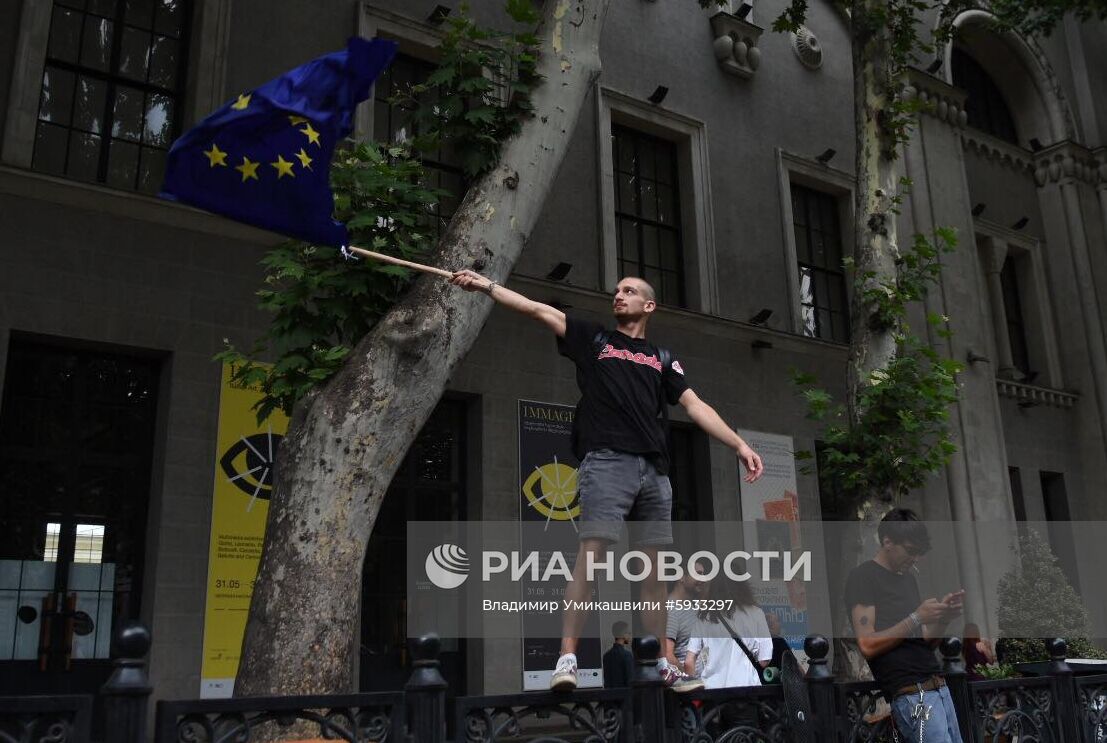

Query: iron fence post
[100,621,152,743]
[941,637,975,743]
[1047,638,1080,743]
[405,634,447,743]
[632,635,666,743]
[804,635,838,742]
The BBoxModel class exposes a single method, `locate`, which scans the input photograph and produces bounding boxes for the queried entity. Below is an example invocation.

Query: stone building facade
[1,0,1105,702]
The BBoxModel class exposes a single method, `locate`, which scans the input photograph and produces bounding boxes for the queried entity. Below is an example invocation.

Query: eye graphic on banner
[521,459,580,521]
[219,430,283,506]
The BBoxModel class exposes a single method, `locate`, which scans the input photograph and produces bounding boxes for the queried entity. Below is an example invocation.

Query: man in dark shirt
[451,270,764,692]
[602,621,634,688]
[844,508,965,742]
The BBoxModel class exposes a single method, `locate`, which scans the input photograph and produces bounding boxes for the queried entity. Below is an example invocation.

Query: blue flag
[160,37,397,247]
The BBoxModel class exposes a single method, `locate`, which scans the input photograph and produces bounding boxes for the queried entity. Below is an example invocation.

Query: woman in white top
[684,574,772,689]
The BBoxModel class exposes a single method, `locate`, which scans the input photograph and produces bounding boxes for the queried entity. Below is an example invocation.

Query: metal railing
[3,624,1106,743]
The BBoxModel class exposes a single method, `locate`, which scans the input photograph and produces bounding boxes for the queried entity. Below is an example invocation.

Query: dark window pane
[814,272,830,309]
[616,172,638,213]
[831,312,849,342]
[817,308,833,339]
[57,0,88,9]
[147,35,178,87]
[641,225,659,267]
[154,0,183,36]
[107,139,139,188]
[124,0,155,28]
[792,188,806,226]
[640,179,657,221]
[659,230,679,271]
[48,7,83,64]
[655,148,674,185]
[112,85,143,141]
[953,47,1018,145]
[795,224,810,262]
[618,218,640,265]
[811,229,826,267]
[656,183,676,224]
[66,130,101,181]
[33,122,69,174]
[639,143,656,181]
[143,92,173,146]
[661,271,680,304]
[39,67,76,125]
[616,135,635,174]
[87,0,117,16]
[119,26,151,81]
[138,146,166,193]
[73,76,107,133]
[80,16,114,71]
[827,275,847,313]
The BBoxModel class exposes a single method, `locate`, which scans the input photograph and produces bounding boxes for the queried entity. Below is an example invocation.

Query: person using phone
[844,508,965,742]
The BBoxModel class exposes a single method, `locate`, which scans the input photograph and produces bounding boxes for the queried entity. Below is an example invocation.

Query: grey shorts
[576,448,673,546]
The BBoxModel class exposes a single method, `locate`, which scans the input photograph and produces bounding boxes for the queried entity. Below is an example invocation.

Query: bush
[995,530,1106,664]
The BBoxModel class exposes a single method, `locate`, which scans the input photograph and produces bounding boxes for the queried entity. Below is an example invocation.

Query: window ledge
[996,379,1077,409]
[0,163,282,243]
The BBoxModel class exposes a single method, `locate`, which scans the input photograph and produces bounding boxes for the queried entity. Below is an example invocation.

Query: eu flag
[160,37,397,247]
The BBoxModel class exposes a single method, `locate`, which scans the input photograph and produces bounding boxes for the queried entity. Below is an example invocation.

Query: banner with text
[518,400,602,690]
[736,430,809,652]
[200,364,287,698]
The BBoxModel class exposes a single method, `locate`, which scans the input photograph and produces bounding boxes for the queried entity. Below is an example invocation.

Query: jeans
[890,686,963,743]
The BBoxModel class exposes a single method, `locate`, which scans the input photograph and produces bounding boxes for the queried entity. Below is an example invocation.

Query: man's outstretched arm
[450,269,566,337]
[677,388,764,482]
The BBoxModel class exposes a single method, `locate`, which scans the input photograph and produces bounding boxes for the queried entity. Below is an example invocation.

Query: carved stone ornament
[709,11,764,79]
[791,25,823,70]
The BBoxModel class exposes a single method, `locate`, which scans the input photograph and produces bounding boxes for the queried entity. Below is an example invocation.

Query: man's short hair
[877,507,931,551]
[619,276,656,302]
[612,620,630,637]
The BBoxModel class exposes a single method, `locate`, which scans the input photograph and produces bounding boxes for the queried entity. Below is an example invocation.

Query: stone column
[1035,145,1107,450]
[978,236,1020,379]
[901,72,998,631]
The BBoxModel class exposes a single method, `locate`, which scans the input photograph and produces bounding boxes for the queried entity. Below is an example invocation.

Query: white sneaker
[550,653,578,691]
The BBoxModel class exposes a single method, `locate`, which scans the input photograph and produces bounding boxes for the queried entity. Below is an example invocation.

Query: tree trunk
[235,0,613,696]
[847,0,901,426]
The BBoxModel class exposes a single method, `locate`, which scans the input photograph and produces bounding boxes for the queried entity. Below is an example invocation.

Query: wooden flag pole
[345,245,454,278]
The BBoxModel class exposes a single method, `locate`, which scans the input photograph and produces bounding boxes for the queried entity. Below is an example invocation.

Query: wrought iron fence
[0,694,92,743]
[7,623,1107,743]
[154,692,403,743]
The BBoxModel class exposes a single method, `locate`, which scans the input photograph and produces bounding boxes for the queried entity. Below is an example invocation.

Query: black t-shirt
[844,559,941,700]
[557,316,689,474]
[602,643,634,688]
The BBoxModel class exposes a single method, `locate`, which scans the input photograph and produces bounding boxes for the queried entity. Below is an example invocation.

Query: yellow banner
[200,363,288,698]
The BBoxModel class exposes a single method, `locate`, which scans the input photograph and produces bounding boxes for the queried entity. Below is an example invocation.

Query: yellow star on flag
[235,156,260,182]
[299,122,321,146]
[294,148,313,170]
[203,143,228,167]
[288,115,308,126]
[231,93,252,110]
[270,154,295,179]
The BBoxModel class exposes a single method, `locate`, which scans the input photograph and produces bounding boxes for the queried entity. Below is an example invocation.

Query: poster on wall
[736,430,809,653]
[518,400,602,690]
[200,364,288,698]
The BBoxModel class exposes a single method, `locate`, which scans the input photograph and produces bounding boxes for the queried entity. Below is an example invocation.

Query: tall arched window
[952,46,1019,145]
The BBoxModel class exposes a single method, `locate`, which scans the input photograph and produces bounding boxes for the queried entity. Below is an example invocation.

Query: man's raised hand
[450,269,492,293]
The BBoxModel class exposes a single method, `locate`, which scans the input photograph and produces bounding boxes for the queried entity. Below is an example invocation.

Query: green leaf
[505,0,540,24]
